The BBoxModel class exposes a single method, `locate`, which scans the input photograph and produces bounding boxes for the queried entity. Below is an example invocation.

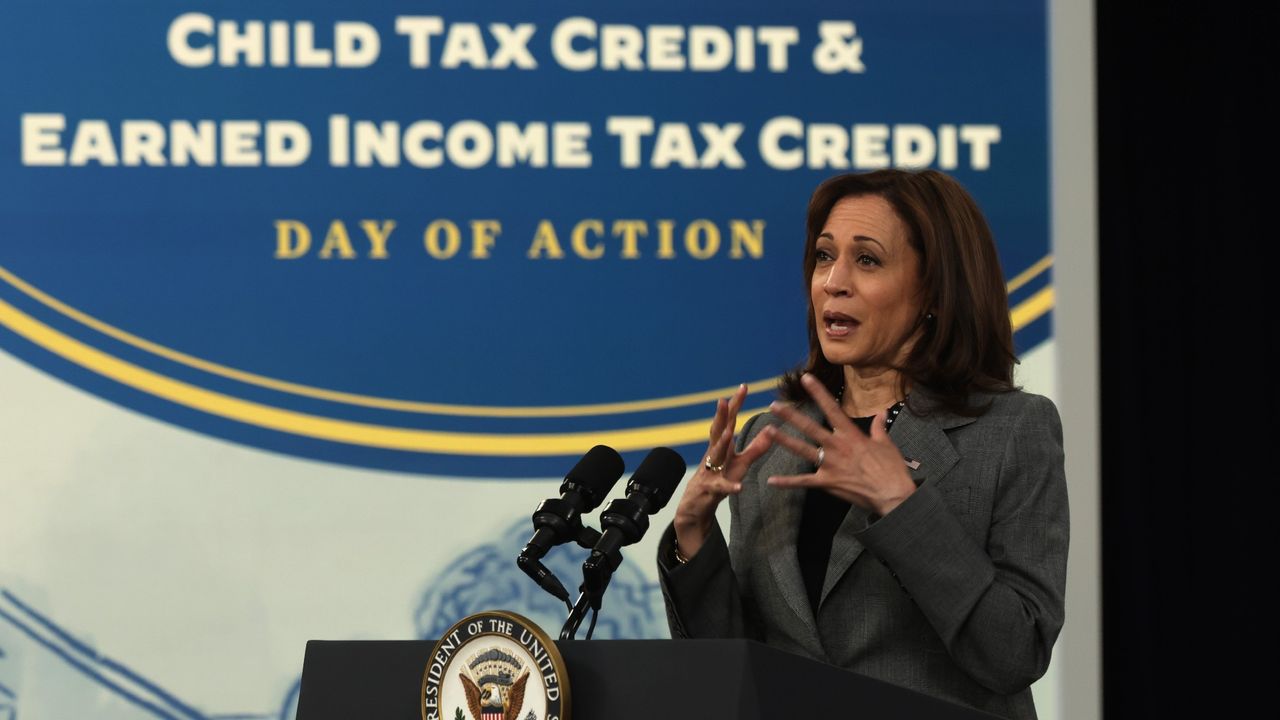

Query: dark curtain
[1099,3,1270,715]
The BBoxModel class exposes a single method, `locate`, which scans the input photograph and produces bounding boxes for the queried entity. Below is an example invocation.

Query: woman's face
[811,194,924,371]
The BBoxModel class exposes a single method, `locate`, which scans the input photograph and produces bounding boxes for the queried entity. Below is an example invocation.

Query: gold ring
[704,456,725,473]
[815,446,825,468]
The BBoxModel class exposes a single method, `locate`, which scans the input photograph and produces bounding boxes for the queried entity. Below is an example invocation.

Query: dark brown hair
[780,169,1017,416]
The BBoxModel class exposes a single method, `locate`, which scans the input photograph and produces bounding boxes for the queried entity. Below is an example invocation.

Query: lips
[822,310,859,337]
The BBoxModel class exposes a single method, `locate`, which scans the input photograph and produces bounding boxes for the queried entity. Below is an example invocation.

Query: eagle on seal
[460,670,528,720]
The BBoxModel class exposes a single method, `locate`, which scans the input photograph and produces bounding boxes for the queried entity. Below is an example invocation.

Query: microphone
[517,445,625,603]
[582,447,686,598]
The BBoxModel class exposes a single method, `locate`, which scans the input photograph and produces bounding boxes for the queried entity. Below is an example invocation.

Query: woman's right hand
[672,383,774,559]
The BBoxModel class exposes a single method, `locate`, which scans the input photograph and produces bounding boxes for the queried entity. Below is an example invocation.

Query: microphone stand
[559,547,622,640]
[560,591,593,641]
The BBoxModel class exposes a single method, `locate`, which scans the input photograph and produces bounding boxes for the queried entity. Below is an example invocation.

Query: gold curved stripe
[0,264,773,418]
[0,255,1052,421]
[0,296,762,455]
[1007,255,1053,294]
[1010,286,1054,329]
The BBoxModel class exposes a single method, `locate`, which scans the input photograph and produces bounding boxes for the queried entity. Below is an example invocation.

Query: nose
[822,258,853,297]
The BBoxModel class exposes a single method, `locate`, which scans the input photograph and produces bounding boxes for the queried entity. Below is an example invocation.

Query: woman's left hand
[765,373,917,516]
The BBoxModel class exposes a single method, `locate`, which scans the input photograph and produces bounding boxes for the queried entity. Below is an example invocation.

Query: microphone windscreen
[562,445,625,510]
[625,447,687,512]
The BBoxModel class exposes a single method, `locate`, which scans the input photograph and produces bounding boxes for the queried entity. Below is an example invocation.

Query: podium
[296,639,1000,719]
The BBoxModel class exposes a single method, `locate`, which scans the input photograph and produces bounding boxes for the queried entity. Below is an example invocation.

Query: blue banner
[0,0,1049,477]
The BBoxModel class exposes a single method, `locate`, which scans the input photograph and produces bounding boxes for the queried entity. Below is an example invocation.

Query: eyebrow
[817,232,888,253]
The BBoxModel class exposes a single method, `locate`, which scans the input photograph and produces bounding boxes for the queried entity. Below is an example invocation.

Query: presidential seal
[422,610,569,720]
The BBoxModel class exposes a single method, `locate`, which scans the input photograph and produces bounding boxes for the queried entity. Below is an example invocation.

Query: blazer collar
[759,388,979,644]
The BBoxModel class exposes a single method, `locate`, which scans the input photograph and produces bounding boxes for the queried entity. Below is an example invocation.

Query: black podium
[296,639,1000,719]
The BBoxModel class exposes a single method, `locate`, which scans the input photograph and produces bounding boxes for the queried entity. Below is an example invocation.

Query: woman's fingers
[869,406,890,441]
[712,384,748,448]
[701,473,743,496]
[766,472,820,488]
[800,373,856,434]
[726,383,748,424]
[725,424,775,479]
[766,426,821,465]
[768,400,833,445]
[708,397,728,442]
[706,383,752,467]
[689,426,739,496]
[704,423,734,467]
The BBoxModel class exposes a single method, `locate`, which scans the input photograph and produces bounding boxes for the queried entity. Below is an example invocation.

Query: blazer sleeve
[855,393,1069,695]
[656,412,766,640]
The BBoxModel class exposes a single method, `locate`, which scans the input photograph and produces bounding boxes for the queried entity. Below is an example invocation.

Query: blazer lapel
[759,413,824,655]
[817,391,976,608]
[820,505,874,605]
[887,406,968,491]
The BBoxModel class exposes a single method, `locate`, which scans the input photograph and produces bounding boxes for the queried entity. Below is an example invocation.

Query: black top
[797,414,875,615]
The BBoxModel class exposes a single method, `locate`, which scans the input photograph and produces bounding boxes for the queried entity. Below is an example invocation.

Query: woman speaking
[658,169,1068,720]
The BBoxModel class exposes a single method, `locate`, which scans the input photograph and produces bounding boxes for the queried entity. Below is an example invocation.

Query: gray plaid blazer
[658,388,1069,720]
